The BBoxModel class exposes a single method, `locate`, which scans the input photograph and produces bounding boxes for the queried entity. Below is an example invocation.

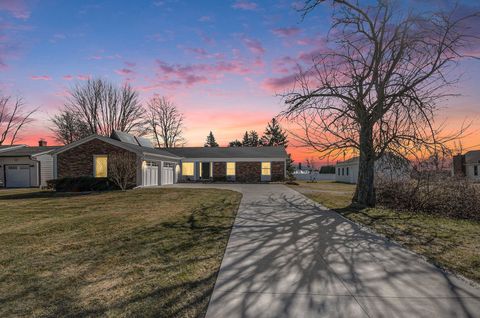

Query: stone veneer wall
[57,138,137,181]
[212,162,226,181]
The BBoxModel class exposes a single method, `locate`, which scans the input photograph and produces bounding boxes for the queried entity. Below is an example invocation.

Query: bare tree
[109,153,137,191]
[63,78,147,137]
[0,95,36,145]
[282,0,478,206]
[51,110,90,144]
[146,96,185,148]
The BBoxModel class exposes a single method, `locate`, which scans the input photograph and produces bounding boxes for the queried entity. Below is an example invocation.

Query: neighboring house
[335,154,411,184]
[452,150,480,182]
[0,141,61,188]
[51,131,288,187]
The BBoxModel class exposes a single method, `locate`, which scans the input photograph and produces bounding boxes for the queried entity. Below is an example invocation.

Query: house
[452,150,480,182]
[51,131,288,187]
[0,140,61,188]
[335,154,410,184]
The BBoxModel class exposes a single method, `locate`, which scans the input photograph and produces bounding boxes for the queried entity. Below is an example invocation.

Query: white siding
[34,154,54,187]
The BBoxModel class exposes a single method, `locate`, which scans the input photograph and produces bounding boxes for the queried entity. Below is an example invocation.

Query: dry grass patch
[0,188,241,318]
[289,181,480,282]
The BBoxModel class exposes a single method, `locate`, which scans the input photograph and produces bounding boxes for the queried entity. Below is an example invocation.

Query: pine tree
[261,118,288,147]
[229,139,242,147]
[242,130,260,147]
[241,131,250,146]
[204,131,219,147]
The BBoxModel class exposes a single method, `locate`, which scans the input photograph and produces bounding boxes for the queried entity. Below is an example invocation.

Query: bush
[376,175,480,221]
[47,177,119,192]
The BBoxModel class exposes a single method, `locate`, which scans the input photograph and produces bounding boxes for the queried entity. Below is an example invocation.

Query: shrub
[47,177,119,192]
[376,175,480,221]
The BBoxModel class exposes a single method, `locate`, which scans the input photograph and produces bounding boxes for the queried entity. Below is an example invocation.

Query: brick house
[52,131,288,187]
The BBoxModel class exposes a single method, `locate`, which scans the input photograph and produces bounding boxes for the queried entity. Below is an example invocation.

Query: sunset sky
[1,0,479,164]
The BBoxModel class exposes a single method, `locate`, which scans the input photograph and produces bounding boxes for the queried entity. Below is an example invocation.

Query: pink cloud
[88,53,121,60]
[62,75,74,80]
[77,74,90,80]
[115,68,134,76]
[125,61,136,67]
[232,1,257,10]
[243,38,265,55]
[272,27,301,37]
[30,75,52,81]
[262,74,298,93]
[0,0,30,19]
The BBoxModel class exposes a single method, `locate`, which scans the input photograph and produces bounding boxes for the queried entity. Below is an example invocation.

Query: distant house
[0,140,60,188]
[335,154,410,184]
[50,131,288,187]
[452,150,480,182]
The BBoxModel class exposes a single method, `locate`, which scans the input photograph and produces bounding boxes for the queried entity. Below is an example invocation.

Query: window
[94,155,108,178]
[226,162,235,176]
[261,162,271,176]
[475,165,478,176]
[342,168,344,176]
[338,168,340,176]
[346,167,349,176]
[182,162,194,176]
[163,162,174,168]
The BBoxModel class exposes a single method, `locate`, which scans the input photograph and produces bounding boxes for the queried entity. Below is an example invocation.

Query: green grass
[289,181,480,282]
[0,188,241,318]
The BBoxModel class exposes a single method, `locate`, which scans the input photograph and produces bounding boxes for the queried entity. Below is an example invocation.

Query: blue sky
[1,0,479,161]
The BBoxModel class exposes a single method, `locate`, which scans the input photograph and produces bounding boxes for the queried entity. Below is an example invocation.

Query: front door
[201,162,210,179]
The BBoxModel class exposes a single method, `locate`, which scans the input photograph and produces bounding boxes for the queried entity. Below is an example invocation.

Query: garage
[5,165,31,188]
[142,161,159,186]
[162,162,174,185]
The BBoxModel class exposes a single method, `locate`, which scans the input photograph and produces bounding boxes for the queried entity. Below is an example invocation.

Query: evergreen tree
[242,130,260,147]
[228,139,242,147]
[261,118,288,147]
[204,131,219,147]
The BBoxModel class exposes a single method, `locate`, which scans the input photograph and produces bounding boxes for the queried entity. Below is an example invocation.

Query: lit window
[261,162,271,176]
[94,155,108,178]
[182,162,194,176]
[226,162,235,176]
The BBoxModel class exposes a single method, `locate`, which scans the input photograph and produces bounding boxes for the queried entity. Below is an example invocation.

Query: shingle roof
[165,146,288,159]
[0,146,61,157]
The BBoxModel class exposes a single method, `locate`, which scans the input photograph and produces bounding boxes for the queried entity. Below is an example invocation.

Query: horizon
[1,0,479,164]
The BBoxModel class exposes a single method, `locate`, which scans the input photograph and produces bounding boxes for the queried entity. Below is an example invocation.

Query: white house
[335,154,410,184]
[0,141,60,188]
[452,150,480,182]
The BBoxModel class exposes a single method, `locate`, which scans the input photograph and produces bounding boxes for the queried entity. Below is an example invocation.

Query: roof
[52,135,182,159]
[165,146,288,159]
[465,150,480,164]
[336,157,359,165]
[0,146,61,157]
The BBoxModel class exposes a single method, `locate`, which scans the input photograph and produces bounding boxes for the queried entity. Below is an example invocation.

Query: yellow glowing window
[94,155,108,178]
[226,162,235,176]
[182,162,195,176]
[261,162,271,176]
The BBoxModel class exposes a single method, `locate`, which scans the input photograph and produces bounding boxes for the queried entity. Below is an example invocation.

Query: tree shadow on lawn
[205,193,480,317]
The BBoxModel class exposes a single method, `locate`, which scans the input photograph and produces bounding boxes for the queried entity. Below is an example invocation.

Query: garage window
[94,155,108,178]
[261,162,271,176]
[226,162,235,176]
[182,162,194,176]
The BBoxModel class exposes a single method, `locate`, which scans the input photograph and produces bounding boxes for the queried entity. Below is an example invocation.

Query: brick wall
[212,162,226,181]
[57,139,137,181]
[271,161,285,182]
[236,162,261,182]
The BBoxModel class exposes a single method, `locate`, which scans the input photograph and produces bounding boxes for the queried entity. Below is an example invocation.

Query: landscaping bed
[0,188,241,317]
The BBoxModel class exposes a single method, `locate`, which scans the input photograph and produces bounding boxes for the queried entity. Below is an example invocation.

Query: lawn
[0,188,241,318]
[289,181,480,283]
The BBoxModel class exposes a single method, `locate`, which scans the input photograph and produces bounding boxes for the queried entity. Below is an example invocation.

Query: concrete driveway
[169,184,480,318]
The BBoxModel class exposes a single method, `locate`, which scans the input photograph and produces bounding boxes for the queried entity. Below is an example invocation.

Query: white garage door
[142,162,158,186]
[162,162,174,185]
[6,165,30,188]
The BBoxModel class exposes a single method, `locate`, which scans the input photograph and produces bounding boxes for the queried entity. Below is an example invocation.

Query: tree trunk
[353,124,376,207]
